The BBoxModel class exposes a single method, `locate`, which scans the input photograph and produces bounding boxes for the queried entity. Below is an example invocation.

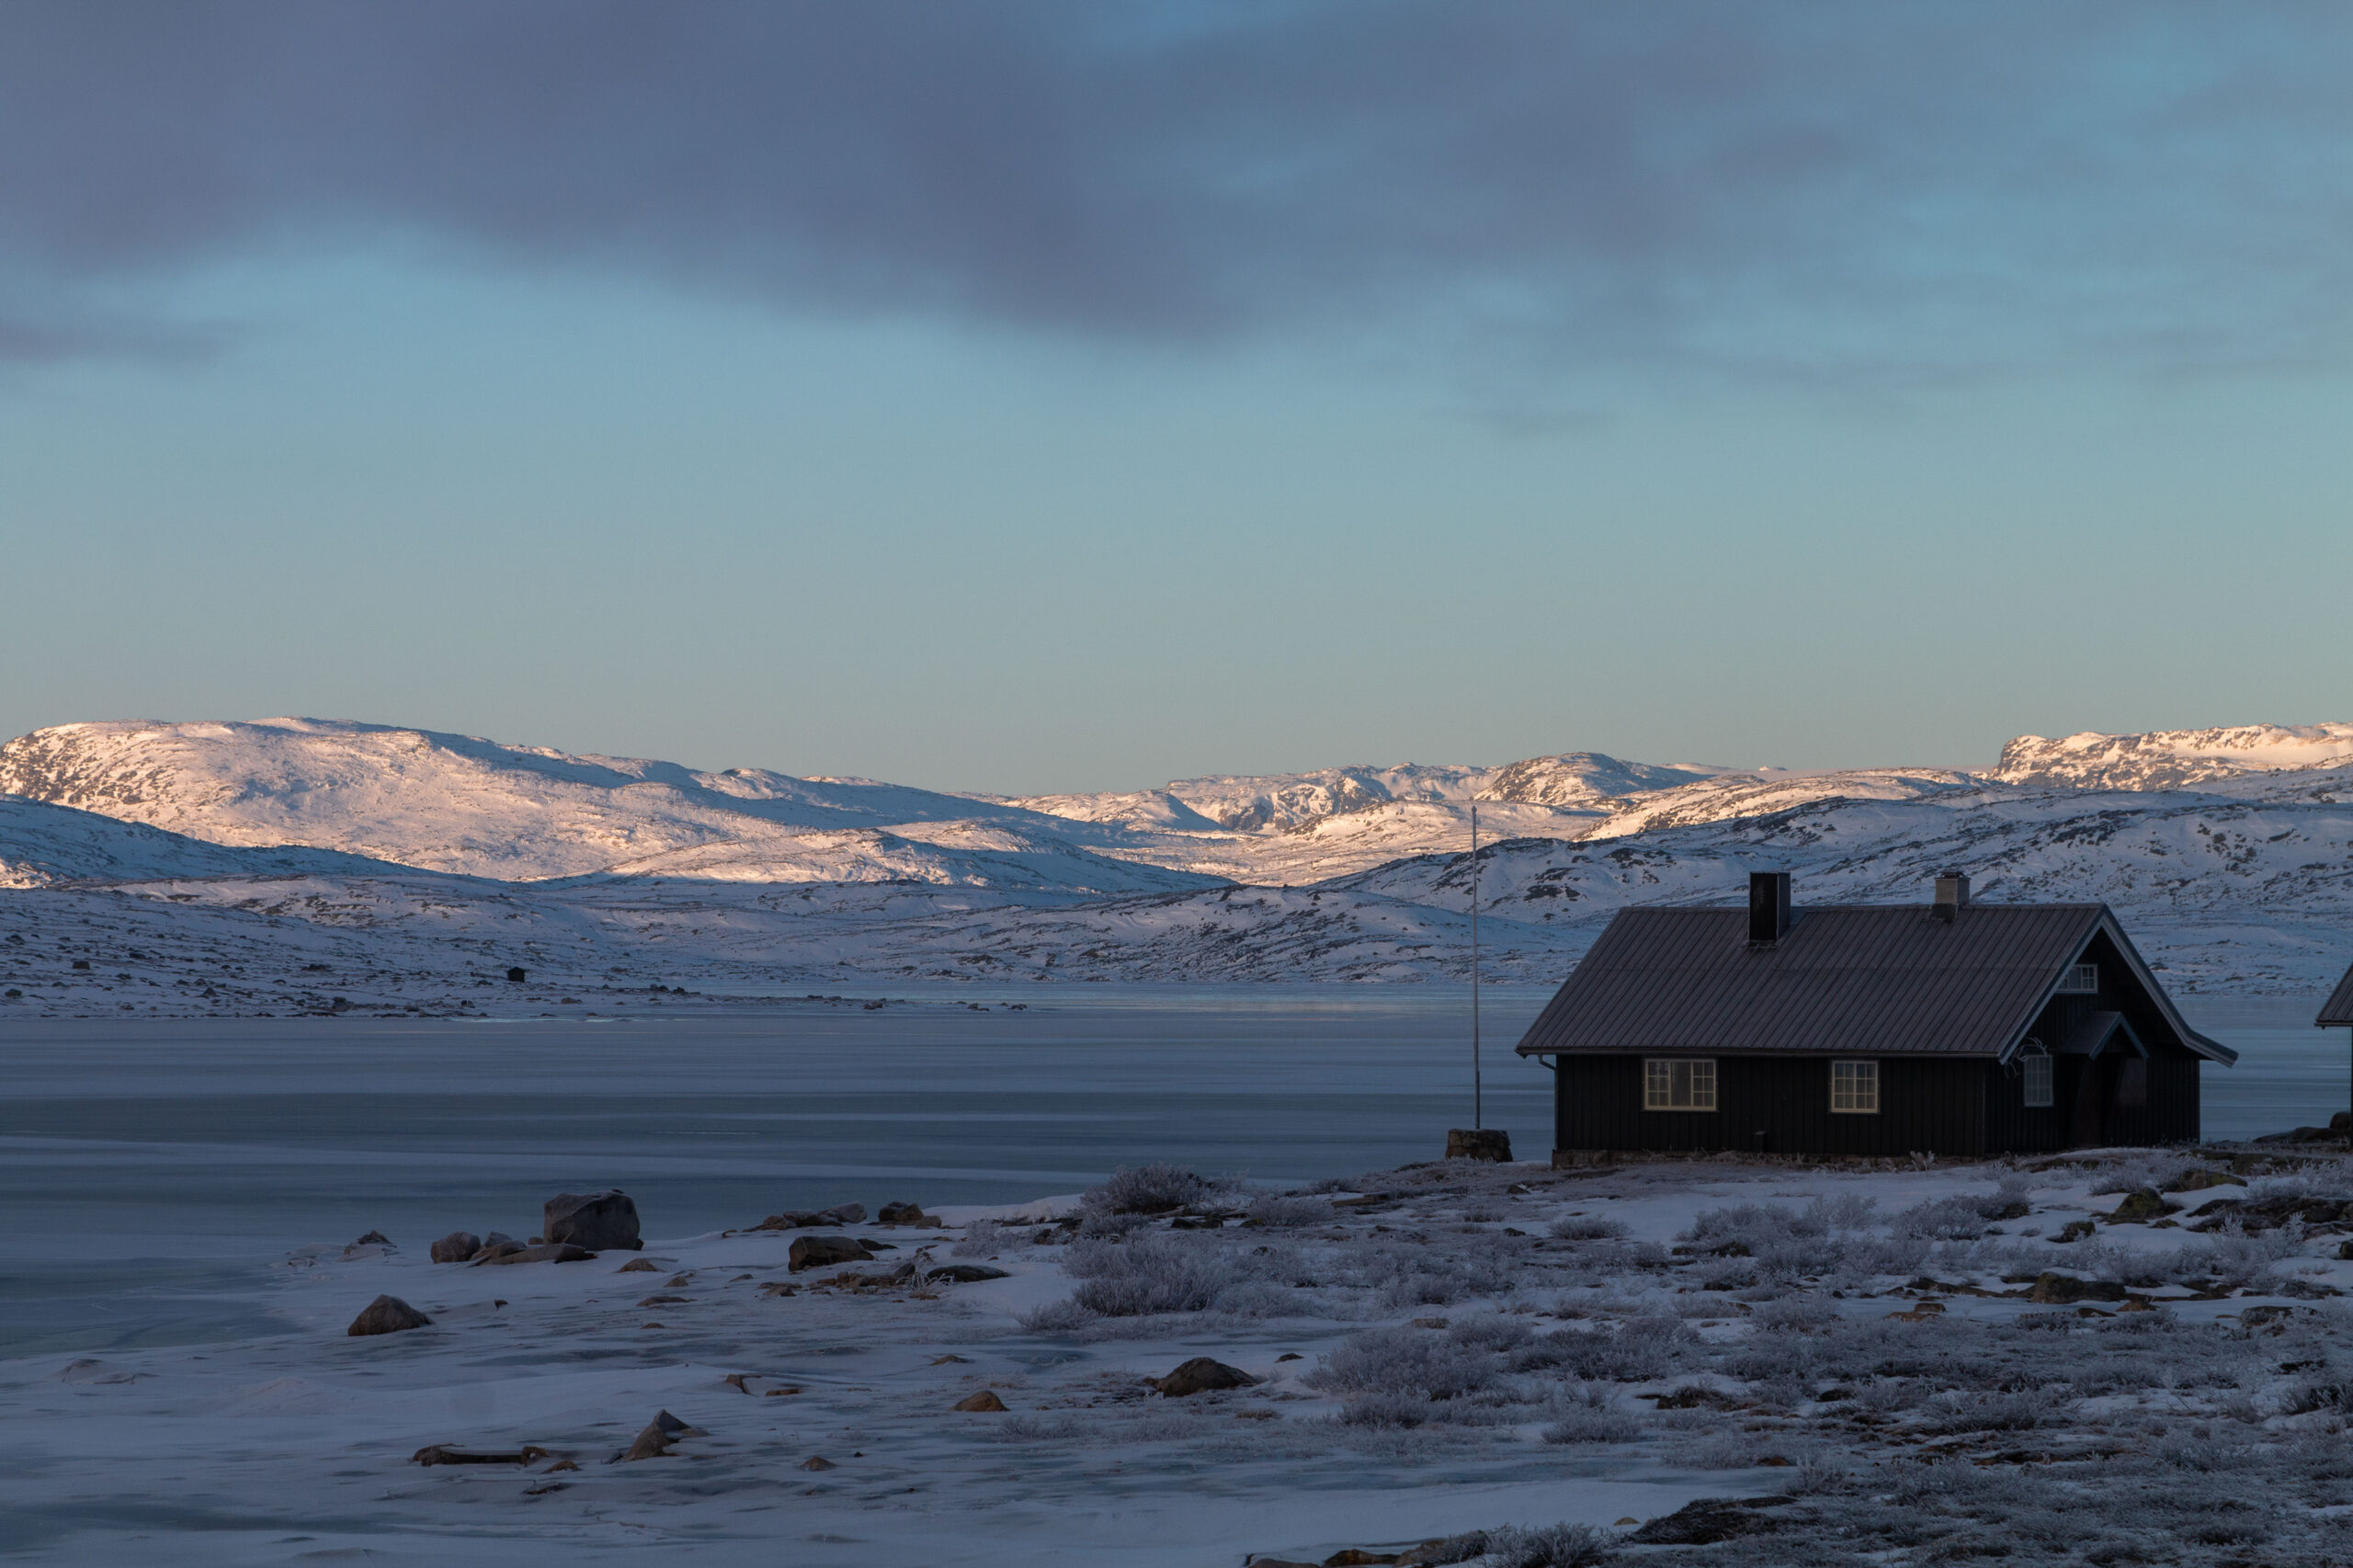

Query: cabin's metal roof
[2321,960,2353,1028]
[1516,902,2234,1064]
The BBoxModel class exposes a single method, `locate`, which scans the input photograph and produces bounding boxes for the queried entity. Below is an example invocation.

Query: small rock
[622,1423,673,1460]
[878,1200,941,1226]
[2105,1188,2179,1223]
[752,1204,866,1231]
[469,1238,527,1263]
[932,1354,972,1364]
[430,1231,483,1264]
[2165,1169,2246,1193]
[800,1454,836,1471]
[411,1443,551,1466]
[952,1390,1008,1412]
[789,1234,873,1273]
[475,1243,596,1266]
[617,1257,661,1273]
[2028,1271,2128,1305]
[352,1230,392,1247]
[2240,1305,2292,1332]
[926,1263,1009,1283]
[1444,1128,1513,1162]
[347,1294,432,1336]
[1153,1357,1262,1397]
[544,1190,642,1252]
[1277,1352,1303,1362]
[1324,1551,1400,1565]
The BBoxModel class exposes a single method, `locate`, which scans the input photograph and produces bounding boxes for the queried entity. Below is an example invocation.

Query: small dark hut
[1516,871,2234,1162]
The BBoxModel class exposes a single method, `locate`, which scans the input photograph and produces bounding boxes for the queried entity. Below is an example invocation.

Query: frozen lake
[0,987,2342,1357]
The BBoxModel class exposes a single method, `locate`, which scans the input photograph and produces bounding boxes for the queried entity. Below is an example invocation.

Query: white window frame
[2057,962,2099,994]
[1643,1058,1717,1111]
[1830,1059,1880,1114]
[2021,1044,2053,1108]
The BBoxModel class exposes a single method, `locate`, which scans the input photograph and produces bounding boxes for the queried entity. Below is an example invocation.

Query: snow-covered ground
[13,1144,2353,1565]
[4,716,2353,1009]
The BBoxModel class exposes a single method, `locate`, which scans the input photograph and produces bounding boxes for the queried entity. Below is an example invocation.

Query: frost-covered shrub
[1370,1234,1532,1309]
[1680,1197,1909,1281]
[1244,1192,1332,1229]
[1482,1522,1610,1568]
[1549,1215,1630,1242]
[1893,1196,1991,1240]
[2091,1153,2196,1196]
[1532,1315,1690,1382]
[2182,1226,2299,1290]
[1449,1314,1536,1354]
[1017,1298,1095,1333]
[1541,1385,1639,1445]
[1064,1233,1231,1316]
[952,1219,1021,1257]
[1930,1391,2044,1432]
[1085,1163,1210,1215]
[1307,1325,1500,1400]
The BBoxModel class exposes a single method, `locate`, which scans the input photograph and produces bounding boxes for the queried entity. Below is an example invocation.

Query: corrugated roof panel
[1516,903,2104,1060]
[2321,959,2353,1028]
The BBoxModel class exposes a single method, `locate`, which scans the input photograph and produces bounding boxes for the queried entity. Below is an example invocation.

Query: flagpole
[1471,799,1483,1131]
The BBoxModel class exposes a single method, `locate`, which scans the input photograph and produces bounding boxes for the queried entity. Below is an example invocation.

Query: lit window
[2057,962,2098,994]
[2022,1048,2053,1108]
[1830,1060,1880,1114]
[1643,1058,1717,1111]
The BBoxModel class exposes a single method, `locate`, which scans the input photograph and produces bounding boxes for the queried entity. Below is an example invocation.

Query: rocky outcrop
[1151,1358,1261,1397]
[788,1235,873,1272]
[544,1190,641,1251]
[1445,1128,1512,1163]
[347,1295,432,1335]
[430,1231,482,1263]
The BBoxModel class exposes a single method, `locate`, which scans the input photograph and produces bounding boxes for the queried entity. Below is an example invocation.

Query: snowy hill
[1994,722,2353,790]
[6,715,2353,1012]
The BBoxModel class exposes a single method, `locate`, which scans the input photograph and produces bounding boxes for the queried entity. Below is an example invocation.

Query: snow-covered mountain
[1995,723,2353,790]
[6,715,2353,1011]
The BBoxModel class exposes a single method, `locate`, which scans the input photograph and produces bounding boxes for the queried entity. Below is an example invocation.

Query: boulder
[877,1200,940,1226]
[789,1234,873,1273]
[952,1390,1008,1412]
[2106,1188,2179,1223]
[2028,1271,2129,1304]
[926,1264,1009,1283]
[469,1237,526,1263]
[475,1243,596,1266]
[1152,1357,1262,1397]
[1444,1128,1512,1163]
[430,1231,483,1264]
[347,1294,432,1336]
[621,1409,699,1461]
[544,1190,642,1252]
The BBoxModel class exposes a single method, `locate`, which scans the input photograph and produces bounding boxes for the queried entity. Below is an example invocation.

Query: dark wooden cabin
[1516,871,2234,1162]
[2319,958,2353,1123]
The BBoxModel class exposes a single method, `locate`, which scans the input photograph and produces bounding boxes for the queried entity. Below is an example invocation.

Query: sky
[3,2,2350,794]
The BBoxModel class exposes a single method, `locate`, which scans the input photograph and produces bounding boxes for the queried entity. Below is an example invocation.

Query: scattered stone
[952,1390,1008,1412]
[2054,1220,2097,1244]
[2106,1188,2180,1223]
[1626,1496,1790,1547]
[800,1455,836,1471]
[637,1294,688,1307]
[1277,1352,1303,1362]
[878,1200,941,1226]
[932,1354,972,1364]
[1444,1128,1513,1162]
[411,1444,551,1466]
[1325,1555,1400,1567]
[622,1423,673,1460]
[544,1459,579,1472]
[1153,1358,1262,1397]
[430,1231,482,1264]
[2028,1271,2129,1304]
[544,1190,642,1252]
[751,1204,866,1232]
[352,1230,392,1247]
[347,1295,432,1336]
[469,1239,526,1263]
[926,1263,1009,1283]
[789,1234,873,1272]
[617,1257,660,1273]
[475,1243,596,1266]
[2165,1169,2246,1193]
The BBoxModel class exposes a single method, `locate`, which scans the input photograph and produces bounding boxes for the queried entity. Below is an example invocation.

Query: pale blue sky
[4,5,2349,793]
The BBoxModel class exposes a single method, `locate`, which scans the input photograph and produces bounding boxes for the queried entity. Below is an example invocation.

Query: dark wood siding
[1552,1054,1987,1158]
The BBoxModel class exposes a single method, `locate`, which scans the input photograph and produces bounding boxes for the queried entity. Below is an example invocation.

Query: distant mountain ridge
[5,715,2351,1006]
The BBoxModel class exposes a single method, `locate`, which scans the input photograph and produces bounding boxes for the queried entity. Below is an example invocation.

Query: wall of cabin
[1980,927,2204,1151]
[1549,1053,1990,1158]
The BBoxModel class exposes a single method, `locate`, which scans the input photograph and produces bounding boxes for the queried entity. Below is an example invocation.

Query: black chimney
[1932,872,1970,923]
[1748,871,1791,944]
